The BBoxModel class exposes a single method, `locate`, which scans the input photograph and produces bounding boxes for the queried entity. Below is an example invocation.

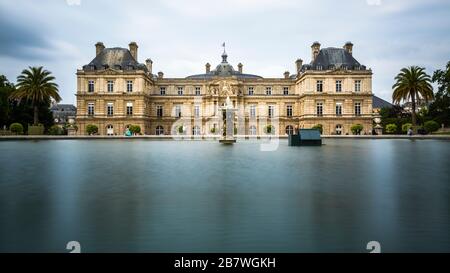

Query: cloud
[66,0,81,6]
[366,0,382,6]
[161,0,298,17]
[1,0,450,104]
[0,14,53,60]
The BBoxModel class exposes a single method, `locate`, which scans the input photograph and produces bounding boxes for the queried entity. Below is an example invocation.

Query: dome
[214,52,235,76]
[186,50,262,80]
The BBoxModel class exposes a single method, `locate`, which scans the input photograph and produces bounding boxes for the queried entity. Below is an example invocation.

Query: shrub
[424,120,440,133]
[351,124,364,135]
[86,124,98,135]
[177,125,185,134]
[28,124,44,135]
[264,124,275,134]
[402,123,412,133]
[311,124,323,134]
[48,125,64,135]
[385,123,397,134]
[129,125,141,135]
[10,123,23,135]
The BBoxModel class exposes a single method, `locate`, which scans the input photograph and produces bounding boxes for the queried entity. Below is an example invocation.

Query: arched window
[156,125,164,135]
[285,125,294,135]
[335,124,343,135]
[249,125,257,135]
[106,124,114,136]
[192,126,201,135]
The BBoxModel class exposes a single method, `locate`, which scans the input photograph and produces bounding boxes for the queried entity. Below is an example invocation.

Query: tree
[9,67,61,125]
[9,123,24,135]
[129,125,141,135]
[311,124,323,134]
[402,123,412,133]
[385,124,398,134]
[264,124,275,134]
[392,66,433,133]
[0,75,15,127]
[351,124,364,135]
[423,120,440,133]
[429,61,450,126]
[86,124,98,135]
[48,125,64,135]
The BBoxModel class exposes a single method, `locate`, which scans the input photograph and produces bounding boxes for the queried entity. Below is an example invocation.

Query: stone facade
[76,41,373,135]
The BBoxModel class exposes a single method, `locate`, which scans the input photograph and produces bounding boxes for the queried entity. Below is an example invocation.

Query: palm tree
[392,66,433,133]
[10,66,61,125]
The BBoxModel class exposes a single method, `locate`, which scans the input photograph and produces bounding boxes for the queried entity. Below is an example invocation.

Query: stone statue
[225,96,233,109]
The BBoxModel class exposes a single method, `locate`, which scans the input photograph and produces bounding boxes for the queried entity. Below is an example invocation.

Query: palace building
[75,41,373,136]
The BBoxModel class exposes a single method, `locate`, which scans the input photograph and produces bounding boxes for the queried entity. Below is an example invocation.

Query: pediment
[96,68,122,75]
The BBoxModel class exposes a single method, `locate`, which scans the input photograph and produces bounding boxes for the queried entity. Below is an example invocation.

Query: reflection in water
[0,139,449,252]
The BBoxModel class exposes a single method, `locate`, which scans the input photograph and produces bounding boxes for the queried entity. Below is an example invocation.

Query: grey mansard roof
[82,48,147,71]
[303,47,366,71]
[50,104,77,112]
[186,51,262,80]
[372,95,393,109]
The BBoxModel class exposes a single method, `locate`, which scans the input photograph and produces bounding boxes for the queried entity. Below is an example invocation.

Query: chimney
[238,63,243,73]
[157,71,164,79]
[343,41,353,55]
[284,71,290,79]
[205,63,211,73]
[295,58,303,73]
[145,59,153,74]
[311,41,321,62]
[129,42,138,60]
[95,42,105,56]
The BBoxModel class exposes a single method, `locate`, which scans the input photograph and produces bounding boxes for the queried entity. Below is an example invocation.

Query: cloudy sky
[0,0,449,104]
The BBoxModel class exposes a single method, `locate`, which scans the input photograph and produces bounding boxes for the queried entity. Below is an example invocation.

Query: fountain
[219,96,237,144]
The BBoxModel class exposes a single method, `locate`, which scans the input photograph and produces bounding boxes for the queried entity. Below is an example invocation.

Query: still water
[0,139,449,252]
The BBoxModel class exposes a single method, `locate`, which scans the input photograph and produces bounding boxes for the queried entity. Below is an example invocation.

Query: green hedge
[424,120,440,133]
[10,123,24,135]
[129,125,141,134]
[351,124,364,135]
[264,124,275,134]
[402,123,412,133]
[48,125,64,135]
[311,124,323,134]
[28,124,44,135]
[86,124,98,135]
[385,123,397,134]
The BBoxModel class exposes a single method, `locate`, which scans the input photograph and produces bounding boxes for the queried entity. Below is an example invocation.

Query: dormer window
[114,65,122,70]
[160,87,166,95]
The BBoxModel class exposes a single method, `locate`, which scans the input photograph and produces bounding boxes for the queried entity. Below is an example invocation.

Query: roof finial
[221,42,228,62]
